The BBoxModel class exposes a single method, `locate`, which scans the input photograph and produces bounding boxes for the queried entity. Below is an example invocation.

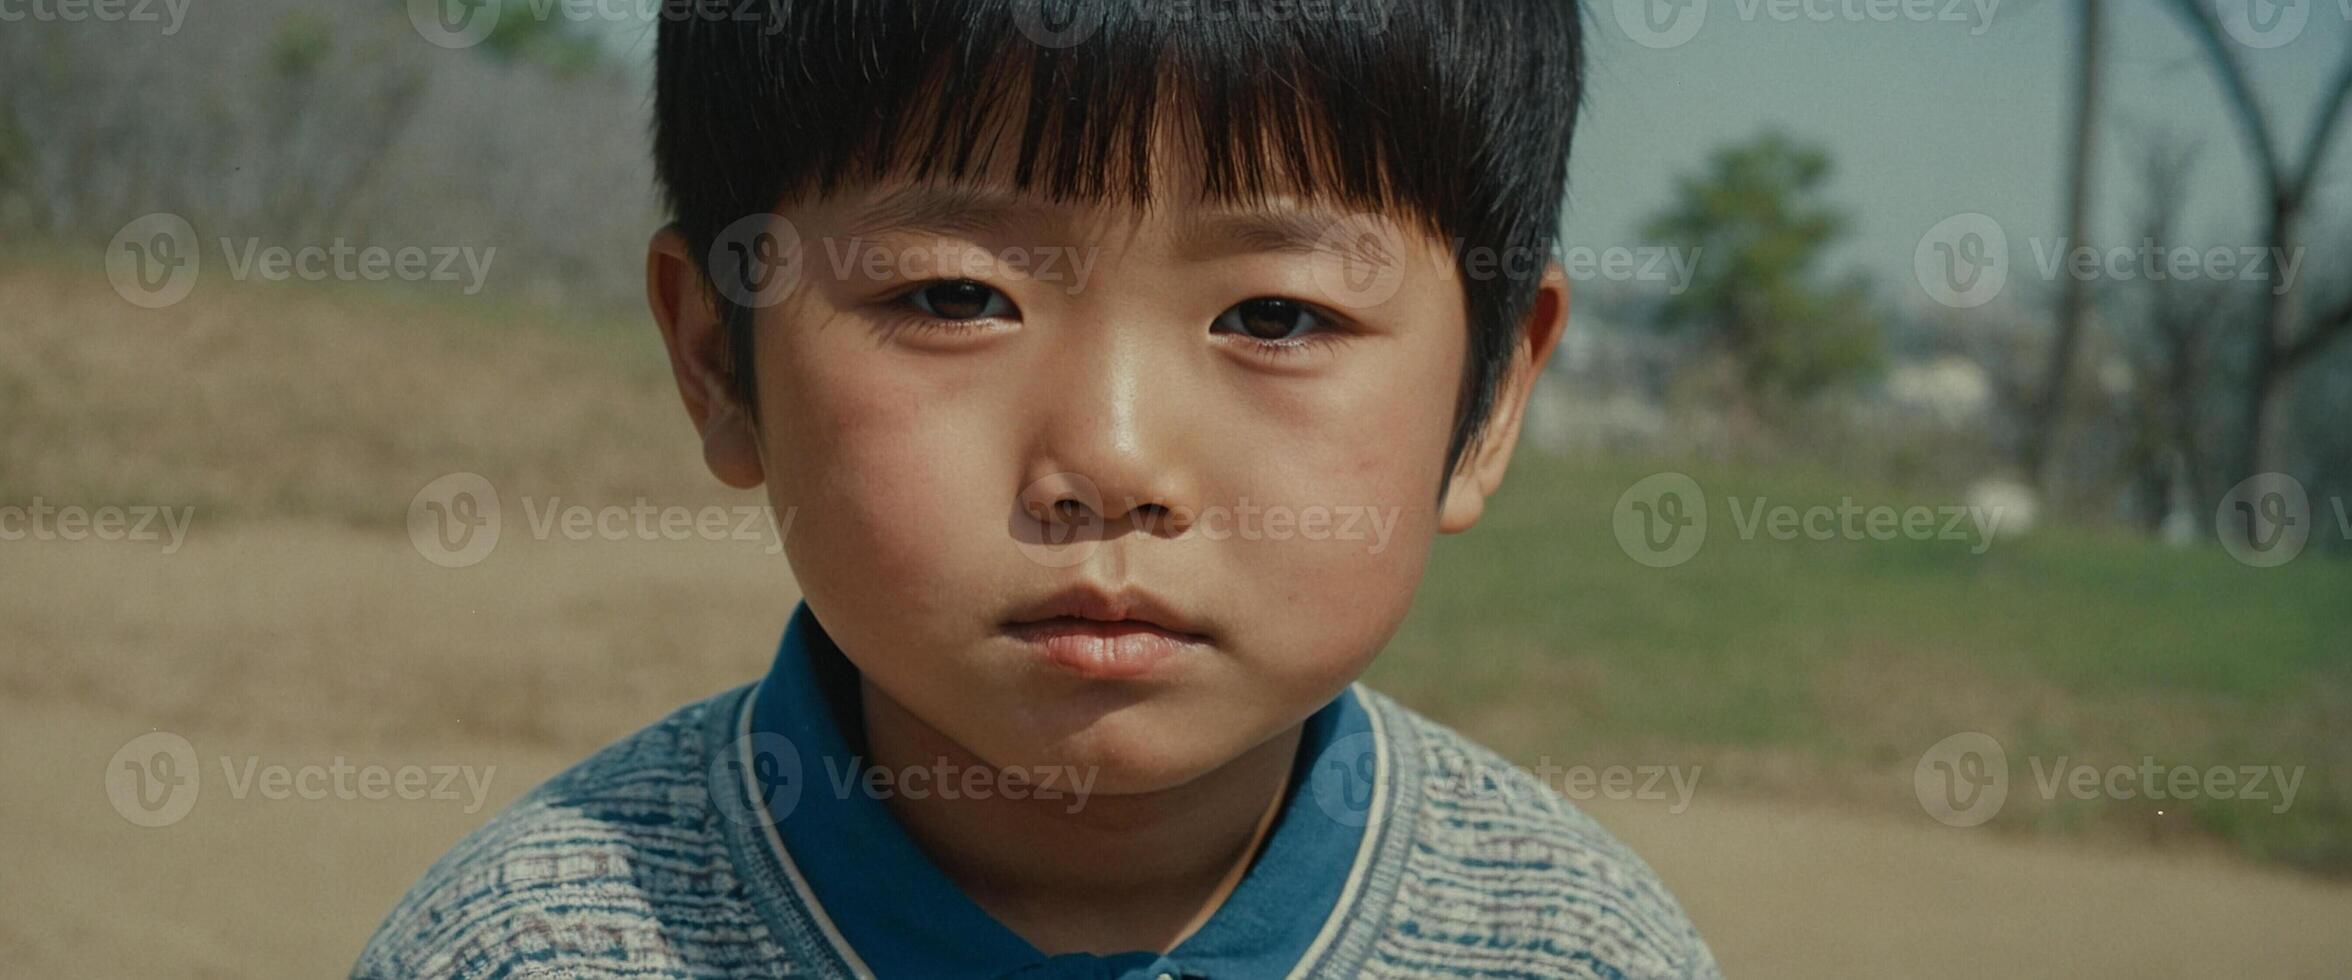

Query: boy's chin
[990,720,1279,800]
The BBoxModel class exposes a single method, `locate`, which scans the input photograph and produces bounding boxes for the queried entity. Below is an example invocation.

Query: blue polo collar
[736,602,1379,980]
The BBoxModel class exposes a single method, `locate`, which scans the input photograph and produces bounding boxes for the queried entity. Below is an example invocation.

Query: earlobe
[1437,474,1487,533]
[702,409,766,489]
[648,225,766,490]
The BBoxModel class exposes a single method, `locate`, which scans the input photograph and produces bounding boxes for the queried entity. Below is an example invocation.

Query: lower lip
[1004,620,1206,680]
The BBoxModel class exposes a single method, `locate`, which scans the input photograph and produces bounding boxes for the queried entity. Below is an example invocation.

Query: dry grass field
[5,259,2350,977]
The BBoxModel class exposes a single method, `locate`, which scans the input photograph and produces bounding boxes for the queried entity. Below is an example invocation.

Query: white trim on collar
[735,686,878,980]
[1285,683,1391,979]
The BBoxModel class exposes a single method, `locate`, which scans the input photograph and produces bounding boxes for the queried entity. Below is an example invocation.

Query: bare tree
[2161,0,2352,482]
[2114,131,2235,532]
[2023,0,2106,492]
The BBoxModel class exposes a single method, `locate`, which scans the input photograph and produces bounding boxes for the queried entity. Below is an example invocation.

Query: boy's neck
[857,676,1304,956]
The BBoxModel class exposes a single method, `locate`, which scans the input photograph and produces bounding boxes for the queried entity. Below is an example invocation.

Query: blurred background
[3,1,2350,976]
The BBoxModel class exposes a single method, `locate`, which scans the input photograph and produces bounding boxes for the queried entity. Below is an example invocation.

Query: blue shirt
[357,605,1720,978]
[737,603,1378,979]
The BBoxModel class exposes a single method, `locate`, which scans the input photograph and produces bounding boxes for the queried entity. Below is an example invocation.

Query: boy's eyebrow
[1176,208,1403,269]
[842,185,1059,239]
[840,187,1402,270]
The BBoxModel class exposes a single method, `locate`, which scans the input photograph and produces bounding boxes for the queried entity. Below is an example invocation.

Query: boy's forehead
[804,178,1423,267]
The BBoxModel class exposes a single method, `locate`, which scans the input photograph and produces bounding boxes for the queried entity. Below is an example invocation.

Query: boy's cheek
[756,353,1017,623]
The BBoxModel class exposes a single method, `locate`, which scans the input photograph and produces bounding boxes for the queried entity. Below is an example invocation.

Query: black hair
[653,0,1584,478]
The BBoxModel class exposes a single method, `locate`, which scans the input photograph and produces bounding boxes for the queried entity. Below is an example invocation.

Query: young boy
[360,1,1718,976]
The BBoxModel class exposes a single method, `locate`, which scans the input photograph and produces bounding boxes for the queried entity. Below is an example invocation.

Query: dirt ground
[6,523,2351,978]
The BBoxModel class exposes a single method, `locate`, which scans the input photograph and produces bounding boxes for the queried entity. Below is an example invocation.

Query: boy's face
[650,159,1564,795]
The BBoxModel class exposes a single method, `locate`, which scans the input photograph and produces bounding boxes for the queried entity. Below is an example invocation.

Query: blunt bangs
[655,0,1585,475]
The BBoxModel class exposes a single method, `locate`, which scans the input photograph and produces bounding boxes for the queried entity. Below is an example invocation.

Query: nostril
[1026,496,1093,525]
[1131,502,1191,536]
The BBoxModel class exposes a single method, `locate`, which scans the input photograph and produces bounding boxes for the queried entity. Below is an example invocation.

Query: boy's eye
[1213,298,1329,342]
[906,280,1014,320]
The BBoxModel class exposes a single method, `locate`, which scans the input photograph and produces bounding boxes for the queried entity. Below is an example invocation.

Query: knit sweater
[356,669,1718,979]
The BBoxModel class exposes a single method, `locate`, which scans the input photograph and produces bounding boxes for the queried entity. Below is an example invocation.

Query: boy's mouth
[1000,586,1212,681]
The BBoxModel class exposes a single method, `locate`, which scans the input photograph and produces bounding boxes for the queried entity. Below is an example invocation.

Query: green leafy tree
[478,0,611,76]
[1641,133,1881,405]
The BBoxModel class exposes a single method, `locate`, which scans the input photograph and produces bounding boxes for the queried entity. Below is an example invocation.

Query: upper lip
[1002,584,1210,639]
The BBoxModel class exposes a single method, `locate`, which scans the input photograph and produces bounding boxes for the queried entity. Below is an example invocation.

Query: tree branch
[2280,293,2352,374]
[2292,48,2352,200]
[2162,0,2285,190]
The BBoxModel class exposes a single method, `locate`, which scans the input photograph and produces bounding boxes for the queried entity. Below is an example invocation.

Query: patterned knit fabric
[356,684,1719,978]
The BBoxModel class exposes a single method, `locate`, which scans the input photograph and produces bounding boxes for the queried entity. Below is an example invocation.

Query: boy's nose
[1015,341,1203,539]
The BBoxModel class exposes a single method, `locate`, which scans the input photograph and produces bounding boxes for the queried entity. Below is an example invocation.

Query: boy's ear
[1438,262,1569,534]
[647,226,765,490]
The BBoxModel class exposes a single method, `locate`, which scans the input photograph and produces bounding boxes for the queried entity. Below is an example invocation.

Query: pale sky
[1569,0,2350,311]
